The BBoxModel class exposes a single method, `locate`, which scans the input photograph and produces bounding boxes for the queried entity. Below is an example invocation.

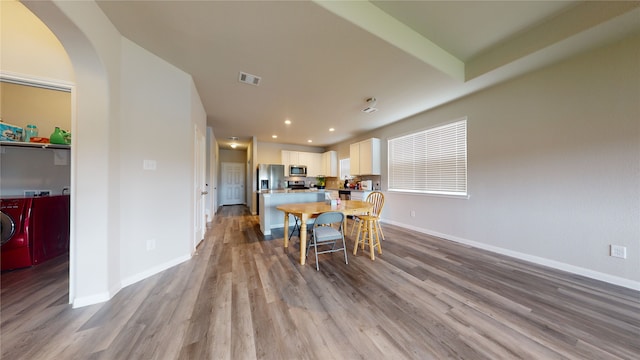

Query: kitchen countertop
[326,188,372,192]
[257,188,322,194]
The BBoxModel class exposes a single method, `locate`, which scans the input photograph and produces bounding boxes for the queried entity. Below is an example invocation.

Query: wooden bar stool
[352,191,384,260]
[353,213,382,260]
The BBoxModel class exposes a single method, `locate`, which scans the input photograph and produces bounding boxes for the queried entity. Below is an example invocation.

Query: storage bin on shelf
[0,122,24,141]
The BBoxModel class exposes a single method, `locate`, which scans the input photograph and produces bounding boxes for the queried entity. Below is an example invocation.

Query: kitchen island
[259,189,330,236]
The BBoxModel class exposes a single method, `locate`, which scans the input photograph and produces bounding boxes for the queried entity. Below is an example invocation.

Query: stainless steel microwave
[289,165,307,176]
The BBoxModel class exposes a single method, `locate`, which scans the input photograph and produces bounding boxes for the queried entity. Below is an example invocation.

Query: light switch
[143,159,157,170]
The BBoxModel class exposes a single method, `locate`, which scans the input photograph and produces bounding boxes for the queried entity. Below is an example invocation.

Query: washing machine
[1,195,70,271]
[1,197,34,270]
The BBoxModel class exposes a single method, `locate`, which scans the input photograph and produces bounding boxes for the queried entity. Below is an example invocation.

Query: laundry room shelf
[0,141,70,149]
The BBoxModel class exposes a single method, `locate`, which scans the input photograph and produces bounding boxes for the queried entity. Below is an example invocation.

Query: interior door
[194,127,206,249]
[221,162,245,205]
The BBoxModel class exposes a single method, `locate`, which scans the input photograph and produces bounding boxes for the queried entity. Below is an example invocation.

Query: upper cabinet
[350,138,380,175]
[281,150,322,177]
[282,150,299,165]
[299,152,322,177]
[321,150,338,177]
[281,150,297,176]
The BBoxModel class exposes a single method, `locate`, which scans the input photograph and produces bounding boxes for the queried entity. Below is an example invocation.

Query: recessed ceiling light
[284,119,291,125]
[272,135,278,139]
[230,143,237,149]
[307,139,312,143]
[329,128,335,132]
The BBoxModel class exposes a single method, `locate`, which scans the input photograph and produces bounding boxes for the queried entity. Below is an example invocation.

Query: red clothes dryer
[1,195,70,271]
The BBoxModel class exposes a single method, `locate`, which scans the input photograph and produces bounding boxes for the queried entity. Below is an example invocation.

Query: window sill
[387,189,470,200]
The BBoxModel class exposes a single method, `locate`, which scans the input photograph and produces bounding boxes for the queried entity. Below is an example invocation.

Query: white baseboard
[383,219,640,291]
[72,254,192,308]
[72,291,112,308]
[121,254,191,287]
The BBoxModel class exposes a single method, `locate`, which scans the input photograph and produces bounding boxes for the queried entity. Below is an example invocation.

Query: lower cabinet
[349,191,371,201]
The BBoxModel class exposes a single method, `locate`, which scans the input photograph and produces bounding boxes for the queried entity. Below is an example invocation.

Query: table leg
[342,216,348,237]
[300,214,308,265]
[283,212,290,248]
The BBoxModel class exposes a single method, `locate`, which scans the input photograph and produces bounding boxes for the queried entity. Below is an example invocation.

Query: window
[388,118,467,196]
[340,158,350,179]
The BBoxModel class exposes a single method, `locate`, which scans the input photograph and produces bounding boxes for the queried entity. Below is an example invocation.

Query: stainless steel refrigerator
[257,164,285,191]
[257,164,285,215]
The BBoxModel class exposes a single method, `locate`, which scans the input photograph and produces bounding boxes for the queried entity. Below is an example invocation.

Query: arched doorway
[19,0,115,307]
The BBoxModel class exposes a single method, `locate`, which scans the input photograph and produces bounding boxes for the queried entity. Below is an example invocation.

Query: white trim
[382,219,640,291]
[121,254,191,288]
[387,189,470,200]
[0,70,74,92]
[73,254,191,308]
[72,291,112,308]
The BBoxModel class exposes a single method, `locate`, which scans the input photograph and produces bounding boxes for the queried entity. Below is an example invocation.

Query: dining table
[276,200,373,265]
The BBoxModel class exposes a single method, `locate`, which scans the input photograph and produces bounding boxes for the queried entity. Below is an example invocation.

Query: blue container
[25,124,38,142]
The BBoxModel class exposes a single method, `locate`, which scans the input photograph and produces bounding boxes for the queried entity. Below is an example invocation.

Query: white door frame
[1,72,75,303]
[194,126,206,250]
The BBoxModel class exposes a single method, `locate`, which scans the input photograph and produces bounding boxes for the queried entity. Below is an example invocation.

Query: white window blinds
[388,118,467,195]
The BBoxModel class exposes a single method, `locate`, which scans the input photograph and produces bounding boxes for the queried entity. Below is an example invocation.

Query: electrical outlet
[143,159,157,170]
[146,239,156,251]
[610,245,627,259]
[410,210,416,217]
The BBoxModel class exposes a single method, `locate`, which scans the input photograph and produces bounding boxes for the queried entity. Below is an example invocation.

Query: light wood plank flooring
[2,205,639,359]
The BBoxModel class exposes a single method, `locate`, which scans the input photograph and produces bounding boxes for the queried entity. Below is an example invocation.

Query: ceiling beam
[466,1,640,80]
[314,0,465,82]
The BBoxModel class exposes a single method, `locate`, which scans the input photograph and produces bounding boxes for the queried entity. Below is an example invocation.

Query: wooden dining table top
[276,200,372,216]
[276,200,373,265]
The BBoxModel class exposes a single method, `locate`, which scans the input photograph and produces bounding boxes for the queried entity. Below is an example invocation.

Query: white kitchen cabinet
[349,142,360,175]
[281,150,298,176]
[282,150,322,177]
[349,138,380,175]
[321,150,338,177]
[300,152,322,177]
[349,190,372,201]
[281,150,299,165]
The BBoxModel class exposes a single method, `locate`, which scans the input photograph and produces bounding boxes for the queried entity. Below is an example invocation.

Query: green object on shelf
[50,127,71,145]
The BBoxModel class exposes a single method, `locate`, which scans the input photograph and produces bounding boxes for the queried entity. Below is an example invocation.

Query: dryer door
[1,212,16,246]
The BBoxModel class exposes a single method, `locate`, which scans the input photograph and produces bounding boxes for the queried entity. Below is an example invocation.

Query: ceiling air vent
[238,71,261,86]
[361,97,378,113]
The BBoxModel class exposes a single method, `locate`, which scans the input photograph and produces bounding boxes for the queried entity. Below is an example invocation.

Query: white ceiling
[96,1,640,150]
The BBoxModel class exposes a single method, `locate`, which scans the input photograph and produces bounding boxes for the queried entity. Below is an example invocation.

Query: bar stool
[353,213,382,260]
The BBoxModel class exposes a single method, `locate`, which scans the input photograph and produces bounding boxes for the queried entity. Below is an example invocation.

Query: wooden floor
[2,205,639,359]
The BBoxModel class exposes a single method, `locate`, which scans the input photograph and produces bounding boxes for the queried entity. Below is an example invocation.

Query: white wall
[118,38,202,284]
[18,0,207,306]
[331,34,640,289]
[0,0,74,82]
[0,147,71,196]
